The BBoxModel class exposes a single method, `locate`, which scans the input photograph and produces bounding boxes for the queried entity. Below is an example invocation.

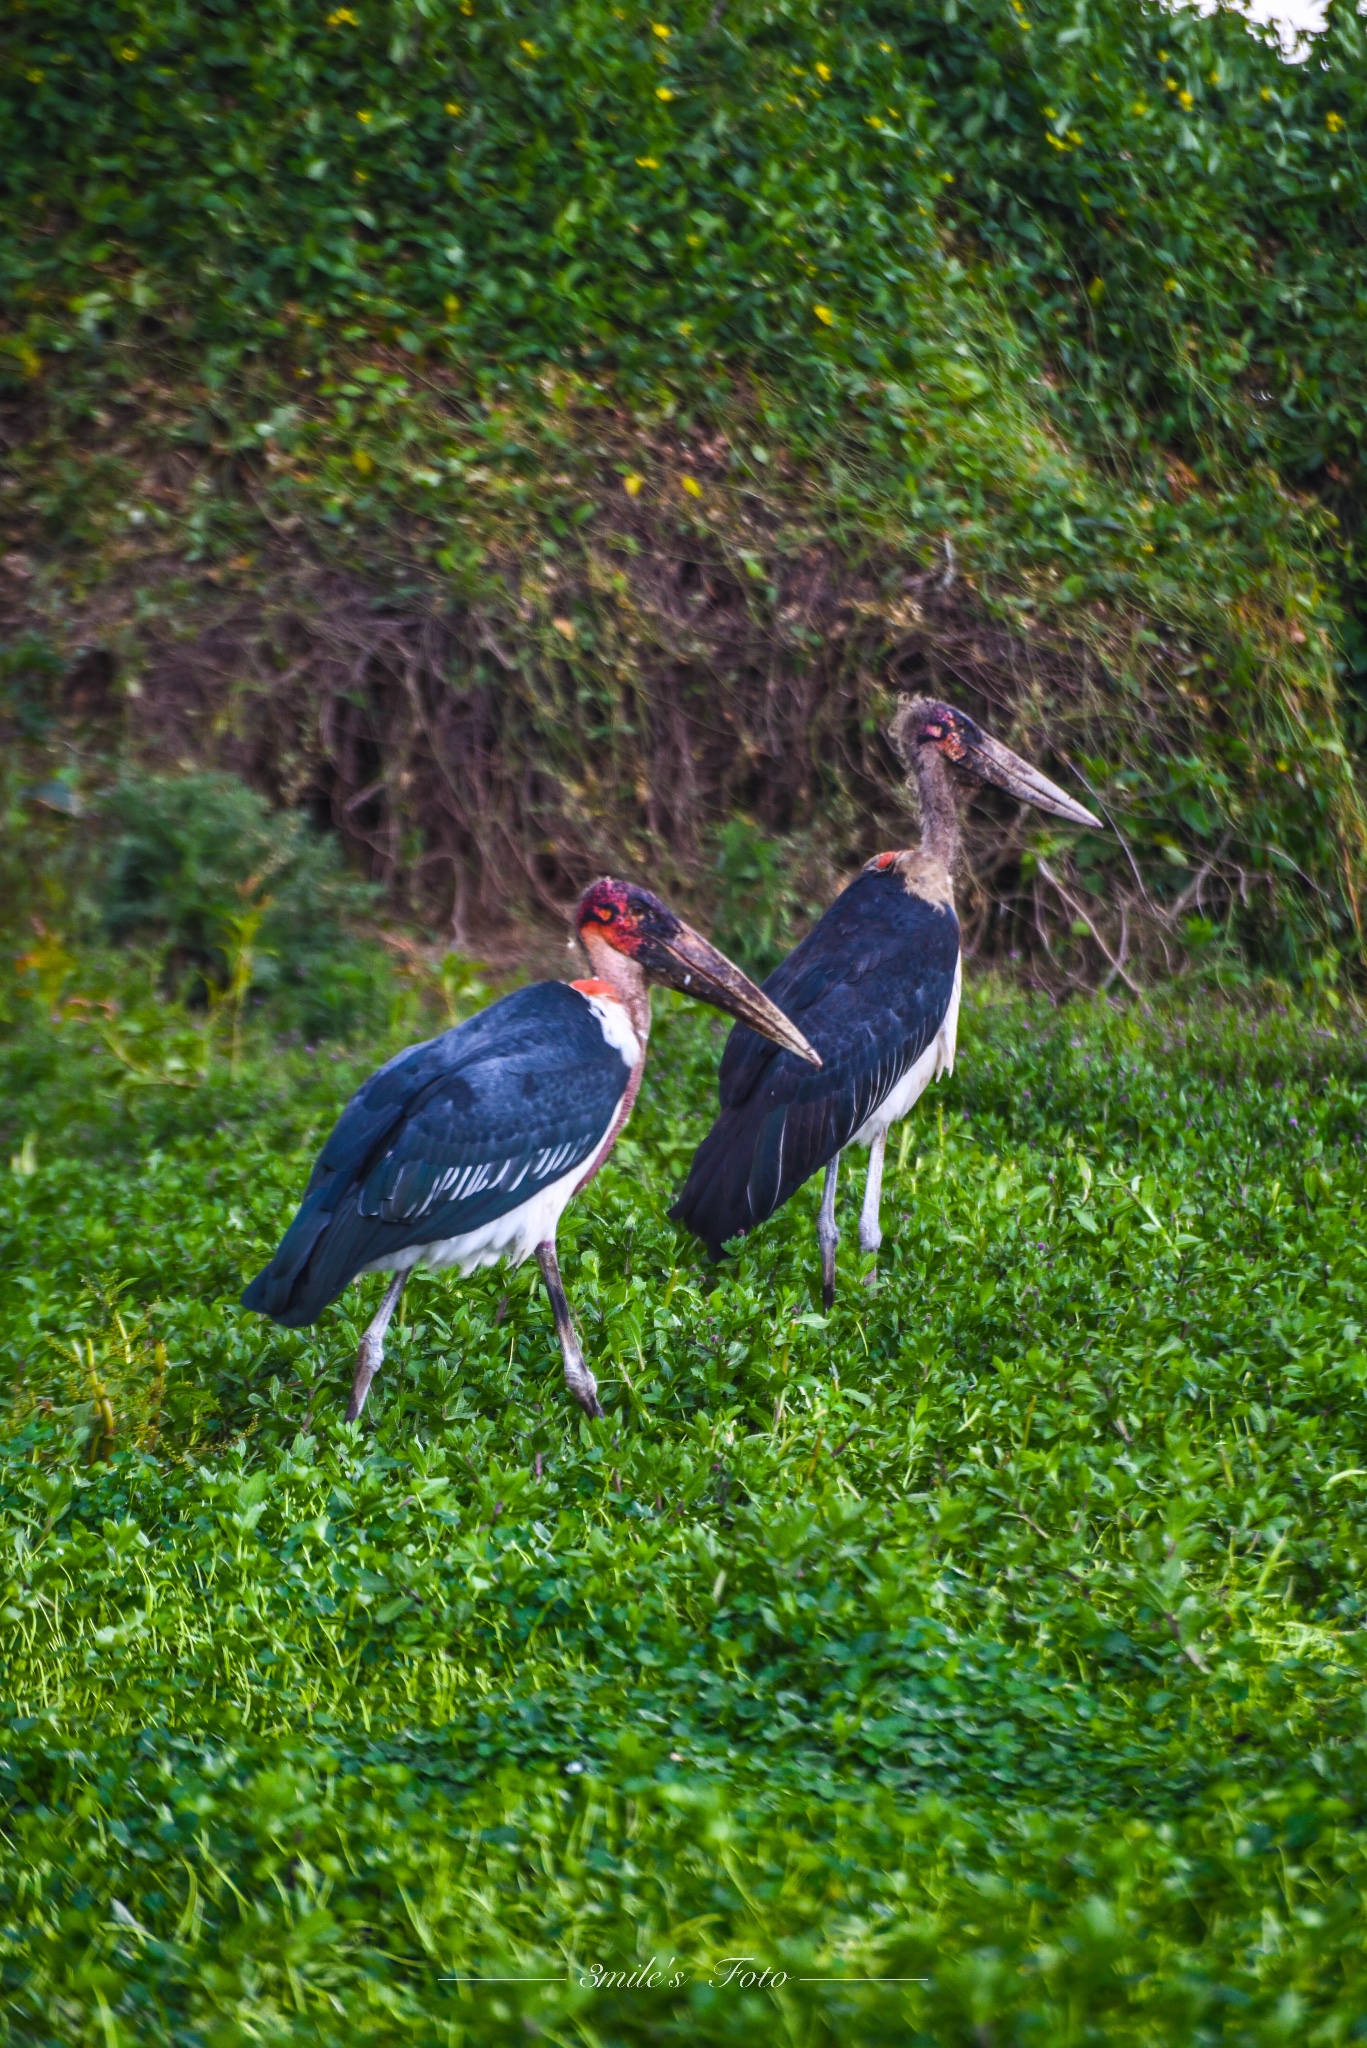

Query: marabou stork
[669,699,1101,1303]
[242,880,819,1421]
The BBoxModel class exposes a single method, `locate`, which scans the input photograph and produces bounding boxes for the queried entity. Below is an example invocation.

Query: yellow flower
[681,475,703,498]
[519,38,539,56]
[326,7,358,25]
[1326,110,1345,133]
[866,114,884,129]
[656,85,674,100]
[813,303,834,325]
[352,448,374,474]
[1130,100,1148,117]
[1165,77,1178,91]
[1178,89,1193,111]
[878,40,891,52]
[26,66,44,82]
[356,109,372,123]
[815,61,831,81]
[651,20,671,36]
[445,101,462,115]
[444,293,461,316]
[118,45,138,60]
[1163,277,1179,292]
[636,155,660,167]
[623,473,644,497]
[1261,86,1273,101]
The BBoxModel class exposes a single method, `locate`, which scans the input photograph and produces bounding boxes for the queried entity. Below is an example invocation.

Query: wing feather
[672,871,960,1256]
[242,982,632,1326]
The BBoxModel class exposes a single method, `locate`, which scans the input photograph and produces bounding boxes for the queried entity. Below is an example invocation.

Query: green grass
[5,972,1367,2042]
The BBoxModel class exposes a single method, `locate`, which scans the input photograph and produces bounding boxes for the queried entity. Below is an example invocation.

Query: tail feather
[673,1085,852,1258]
[240,1190,342,1327]
[744,1107,788,1228]
[671,1102,780,1258]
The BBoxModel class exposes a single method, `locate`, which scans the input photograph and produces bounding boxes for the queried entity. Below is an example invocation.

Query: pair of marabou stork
[243,701,1099,1419]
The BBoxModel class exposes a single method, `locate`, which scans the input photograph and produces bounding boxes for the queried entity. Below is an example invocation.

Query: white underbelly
[356,1150,591,1283]
[850,954,961,1149]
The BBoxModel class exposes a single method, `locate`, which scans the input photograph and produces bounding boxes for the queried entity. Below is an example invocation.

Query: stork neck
[917,748,961,873]
[578,932,652,1057]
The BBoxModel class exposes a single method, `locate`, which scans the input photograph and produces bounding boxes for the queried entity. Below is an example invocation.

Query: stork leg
[536,1241,604,1419]
[347,1269,408,1423]
[817,1154,841,1312]
[859,1130,887,1289]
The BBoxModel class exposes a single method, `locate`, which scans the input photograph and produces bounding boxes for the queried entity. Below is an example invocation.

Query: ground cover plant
[4,954,1367,2043]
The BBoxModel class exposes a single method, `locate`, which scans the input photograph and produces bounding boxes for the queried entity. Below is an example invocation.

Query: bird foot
[818,1229,839,1311]
[346,1271,406,1424]
[563,1355,604,1418]
[347,1332,383,1423]
[567,1372,605,1420]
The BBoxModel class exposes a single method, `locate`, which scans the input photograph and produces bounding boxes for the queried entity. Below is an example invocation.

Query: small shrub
[706,819,824,979]
[98,771,386,1039]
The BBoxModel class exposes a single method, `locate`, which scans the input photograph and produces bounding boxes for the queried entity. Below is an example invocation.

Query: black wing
[670,869,959,1256]
[242,982,631,1327]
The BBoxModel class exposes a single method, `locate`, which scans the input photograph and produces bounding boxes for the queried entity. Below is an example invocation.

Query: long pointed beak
[651,923,822,1066]
[967,732,1102,829]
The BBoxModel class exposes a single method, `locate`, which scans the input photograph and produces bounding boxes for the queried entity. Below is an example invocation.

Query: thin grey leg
[536,1241,603,1419]
[859,1130,887,1287]
[347,1269,407,1422]
[818,1154,841,1312]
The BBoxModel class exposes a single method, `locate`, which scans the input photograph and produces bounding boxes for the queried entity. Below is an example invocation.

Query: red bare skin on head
[912,703,971,762]
[576,878,644,955]
[569,977,623,1002]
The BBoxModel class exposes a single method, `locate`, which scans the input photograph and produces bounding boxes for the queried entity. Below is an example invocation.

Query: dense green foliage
[3,770,391,1050]
[6,0,1366,496]
[3,0,1367,976]
[4,967,1367,2041]
[98,770,385,1032]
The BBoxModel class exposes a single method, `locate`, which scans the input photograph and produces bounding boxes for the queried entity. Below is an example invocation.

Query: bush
[98,772,385,1040]
[706,819,824,980]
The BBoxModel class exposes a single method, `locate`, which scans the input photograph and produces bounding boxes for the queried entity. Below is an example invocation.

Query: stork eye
[922,723,945,742]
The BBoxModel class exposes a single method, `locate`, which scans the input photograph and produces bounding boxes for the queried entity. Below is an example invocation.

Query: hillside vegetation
[3,0,1367,980]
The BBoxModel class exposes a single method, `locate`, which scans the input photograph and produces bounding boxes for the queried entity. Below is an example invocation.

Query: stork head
[575,879,820,1064]
[890,697,1100,830]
